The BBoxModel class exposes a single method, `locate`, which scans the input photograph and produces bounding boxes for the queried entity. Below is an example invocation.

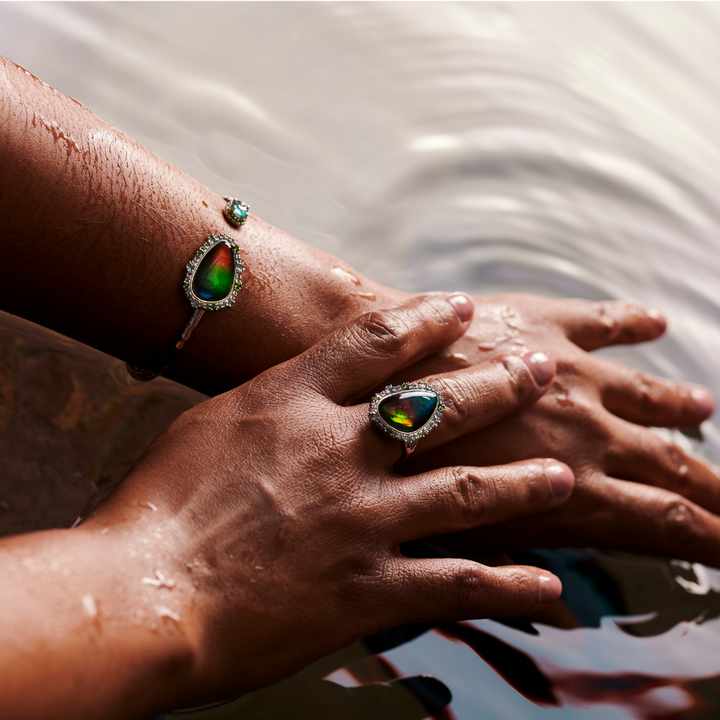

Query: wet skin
[403,295,720,565]
[0,295,574,718]
[0,55,718,569]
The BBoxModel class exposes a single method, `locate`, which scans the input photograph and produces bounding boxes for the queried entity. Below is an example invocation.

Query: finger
[441,476,720,570]
[597,359,715,426]
[385,460,574,543]
[554,299,666,352]
[605,418,720,514]
[384,557,562,627]
[413,351,556,453]
[293,293,474,403]
[578,481,720,568]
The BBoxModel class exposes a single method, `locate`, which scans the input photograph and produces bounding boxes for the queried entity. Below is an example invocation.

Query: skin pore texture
[0,58,718,565]
[0,55,719,716]
[0,294,574,717]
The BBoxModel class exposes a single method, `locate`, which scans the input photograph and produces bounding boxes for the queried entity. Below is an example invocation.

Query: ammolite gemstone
[378,391,438,433]
[193,242,235,301]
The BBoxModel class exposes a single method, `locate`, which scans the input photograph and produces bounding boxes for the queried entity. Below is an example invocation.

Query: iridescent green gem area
[193,242,234,301]
[369,381,445,446]
[184,234,245,311]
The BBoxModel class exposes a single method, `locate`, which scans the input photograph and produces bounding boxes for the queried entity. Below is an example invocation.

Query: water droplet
[141,569,175,589]
[155,605,181,622]
[82,594,98,619]
[554,384,573,406]
[331,266,360,285]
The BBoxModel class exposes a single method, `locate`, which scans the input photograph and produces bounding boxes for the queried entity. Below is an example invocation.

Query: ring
[369,381,445,455]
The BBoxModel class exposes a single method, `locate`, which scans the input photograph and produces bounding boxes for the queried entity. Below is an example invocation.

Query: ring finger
[369,351,556,459]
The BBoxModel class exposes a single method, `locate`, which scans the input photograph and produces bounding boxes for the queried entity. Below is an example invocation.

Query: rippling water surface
[2,3,720,718]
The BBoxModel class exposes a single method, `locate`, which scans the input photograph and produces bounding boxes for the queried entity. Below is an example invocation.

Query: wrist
[71,519,202,715]
[0,56,409,396]
[0,522,198,719]
[86,490,256,705]
[167,208,409,393]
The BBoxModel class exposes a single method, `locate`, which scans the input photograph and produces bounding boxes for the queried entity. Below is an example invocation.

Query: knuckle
[663,497,703,550]
[659,442,691,491]
[450,468,491,524]
[450,563,485,614]
[631,373,683,423]
[435,377,471,429]
[355,310,408,357]
[499,354,529,404]
[611,302,649,341]
[524,464,554,505]
[592,301,619,342]
[591,301,652,343]
[634,373,658,417]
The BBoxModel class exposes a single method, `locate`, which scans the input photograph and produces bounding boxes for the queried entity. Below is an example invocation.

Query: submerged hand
[403,294,720,565]
[73,294,573,713]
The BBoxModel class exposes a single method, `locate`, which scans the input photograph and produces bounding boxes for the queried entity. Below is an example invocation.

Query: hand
[82,293,574,711]
[402,295,720,566]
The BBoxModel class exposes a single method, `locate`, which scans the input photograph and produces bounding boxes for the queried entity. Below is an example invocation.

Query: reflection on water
[2,2,720,718]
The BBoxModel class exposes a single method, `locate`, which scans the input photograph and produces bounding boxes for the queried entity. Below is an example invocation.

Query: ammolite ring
[369,381,445,455]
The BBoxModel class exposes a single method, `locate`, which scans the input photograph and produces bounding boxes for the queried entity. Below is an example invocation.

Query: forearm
[0,525,196,719]
[0,56,404,394]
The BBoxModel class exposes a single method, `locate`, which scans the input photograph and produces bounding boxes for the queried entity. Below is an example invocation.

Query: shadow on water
[4,3,720,719]
[11,309,717,720]
[159,548,720,719]
[3,276,720,720]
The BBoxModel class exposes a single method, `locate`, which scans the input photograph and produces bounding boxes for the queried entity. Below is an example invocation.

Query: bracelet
[126,198,249,382]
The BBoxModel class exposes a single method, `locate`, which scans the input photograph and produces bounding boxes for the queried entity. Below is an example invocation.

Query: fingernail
[522,351,556,387]
[691,386,715,421]
[446,293,474,323]
[646,307,667,334]
[544,460,574,499]
[539,573,562,603]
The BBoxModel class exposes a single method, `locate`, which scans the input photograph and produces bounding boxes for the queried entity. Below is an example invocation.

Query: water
[2,3,720,718]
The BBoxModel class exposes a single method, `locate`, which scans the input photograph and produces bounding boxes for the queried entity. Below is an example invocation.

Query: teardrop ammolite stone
[378,391,438,433]
[193,242,235,301]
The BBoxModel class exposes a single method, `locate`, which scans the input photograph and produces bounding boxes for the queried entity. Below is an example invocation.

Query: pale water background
[2,3,720,718]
